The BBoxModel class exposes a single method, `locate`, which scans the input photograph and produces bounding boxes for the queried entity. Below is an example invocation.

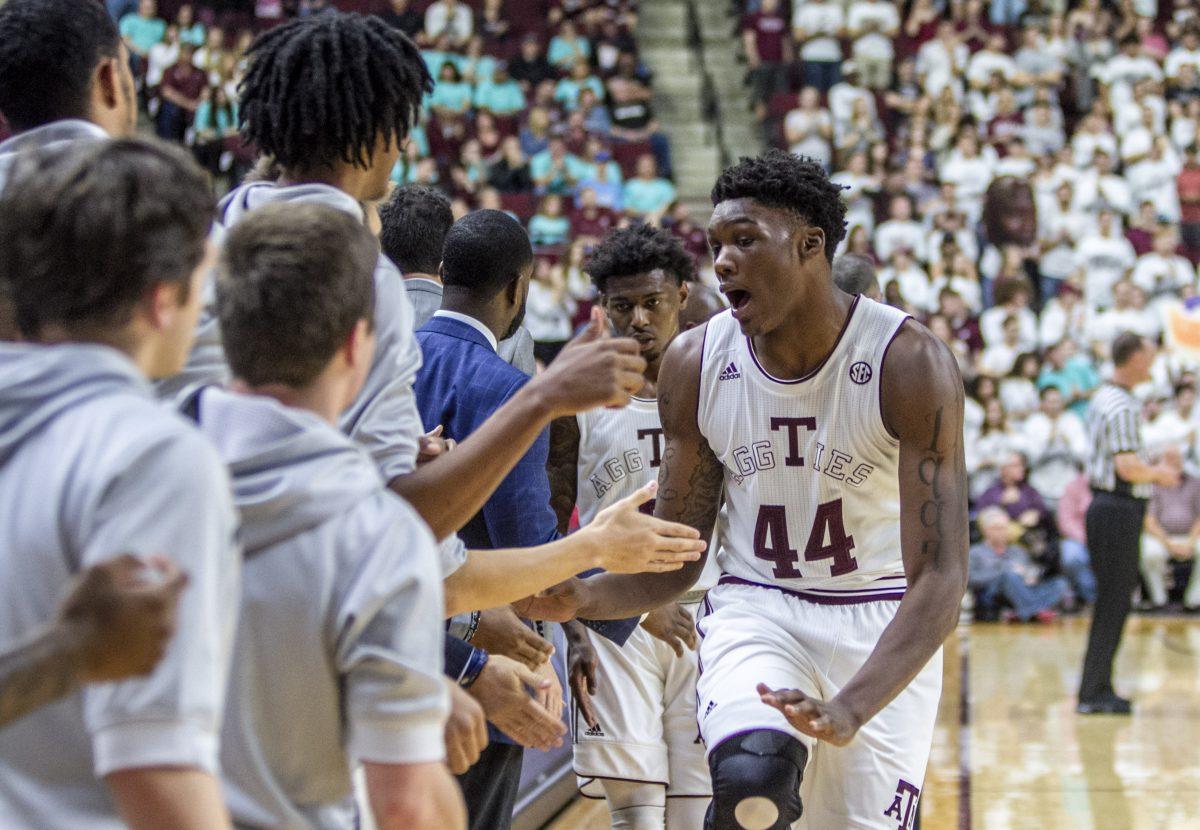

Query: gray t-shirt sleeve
[340,258,423,482]
[337,493,448,765]
[78,429,240,777]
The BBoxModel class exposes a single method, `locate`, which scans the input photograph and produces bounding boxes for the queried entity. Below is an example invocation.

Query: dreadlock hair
[239,13,432,171]
[586,224,695,294]
[710,149,848,264]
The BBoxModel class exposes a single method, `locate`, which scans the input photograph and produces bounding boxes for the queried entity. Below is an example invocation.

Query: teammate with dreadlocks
[523,151,968,829]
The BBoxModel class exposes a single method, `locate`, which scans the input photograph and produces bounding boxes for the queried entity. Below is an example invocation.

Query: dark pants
[800,60,840,93]
[1079,491,1147,702]
[457,742,524,830]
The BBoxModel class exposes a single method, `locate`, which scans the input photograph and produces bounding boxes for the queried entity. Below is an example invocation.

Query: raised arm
[547,416,581,536]
[761,321,969,745]
[391,309,646,539]
[566,326,725,619]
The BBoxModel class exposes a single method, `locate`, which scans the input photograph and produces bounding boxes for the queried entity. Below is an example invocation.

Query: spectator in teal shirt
[193,87,237,135]
[1038,339,1100,418]
[531,136,581,195]
[574,137,623,187]
[622,154,677,217]
[474,64,526,116]
[119,0,166,59]
[528,194,571,247]
[548,20,589,69]
[429,62,473,117]
[173,4,205,47]
[554,59,605,111]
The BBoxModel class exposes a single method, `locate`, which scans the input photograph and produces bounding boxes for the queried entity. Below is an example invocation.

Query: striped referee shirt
[1087,382,1151,499]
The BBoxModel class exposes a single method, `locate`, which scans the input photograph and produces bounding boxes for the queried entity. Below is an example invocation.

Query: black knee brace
[704,730,808,830]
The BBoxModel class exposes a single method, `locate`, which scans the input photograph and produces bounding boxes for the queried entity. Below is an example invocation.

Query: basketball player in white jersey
[546,225,721,829]
[523,151,968,829]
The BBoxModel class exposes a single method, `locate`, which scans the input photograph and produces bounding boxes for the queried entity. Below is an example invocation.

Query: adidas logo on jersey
[704,700,718,718]
[718,362,741,381]
[584,723,605,737]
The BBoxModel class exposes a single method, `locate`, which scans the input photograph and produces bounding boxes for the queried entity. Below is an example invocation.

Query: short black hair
[378,185,454,274]
[218,202,377,387]
[0,138,212,338]
[239,13,432,171]
[0,0,121,131]
[441,209,533,299]
[1112,331,1148,367]
[710,150,847,263]
[586,224,695,294]
[831,254,878,295]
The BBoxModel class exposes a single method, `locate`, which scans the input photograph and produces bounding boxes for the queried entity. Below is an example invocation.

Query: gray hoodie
[160,181,424,482]
[192,387,446,830]
[0,119,108,192]
[0,343,239,830]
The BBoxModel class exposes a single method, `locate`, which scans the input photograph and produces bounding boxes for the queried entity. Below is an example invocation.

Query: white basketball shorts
[573,600,712,799]
[695,580,941,830]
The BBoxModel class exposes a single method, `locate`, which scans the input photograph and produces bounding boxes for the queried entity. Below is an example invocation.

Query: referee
[1078,332,1180,714]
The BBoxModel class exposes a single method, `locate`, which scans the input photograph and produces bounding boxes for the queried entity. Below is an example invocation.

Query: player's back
[697,296,910,599]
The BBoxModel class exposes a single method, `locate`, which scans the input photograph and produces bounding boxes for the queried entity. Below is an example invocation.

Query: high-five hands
[757,684,861,747]
[528,306,648,416]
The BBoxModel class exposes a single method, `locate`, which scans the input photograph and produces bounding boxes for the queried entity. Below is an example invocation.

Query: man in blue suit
[413,209,568,830]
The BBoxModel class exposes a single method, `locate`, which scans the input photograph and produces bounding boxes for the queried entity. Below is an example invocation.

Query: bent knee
[706,730,807,830]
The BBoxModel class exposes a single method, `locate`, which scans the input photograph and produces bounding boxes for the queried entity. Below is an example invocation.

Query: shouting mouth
[722,287,752,315]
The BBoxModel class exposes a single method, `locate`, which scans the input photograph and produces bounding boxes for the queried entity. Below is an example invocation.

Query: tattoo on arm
[546,416,581,536]
[0,625,82,729]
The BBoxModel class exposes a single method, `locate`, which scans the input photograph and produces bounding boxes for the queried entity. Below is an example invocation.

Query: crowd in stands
[741,0,1200,621]
[73,0,690,355]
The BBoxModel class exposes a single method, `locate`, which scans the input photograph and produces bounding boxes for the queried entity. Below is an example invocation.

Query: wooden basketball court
[546,616,1200,829]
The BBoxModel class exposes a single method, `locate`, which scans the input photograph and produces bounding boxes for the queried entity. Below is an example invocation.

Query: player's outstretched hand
[530,306,647,416]
[640,603,697,657]
[60,554,188,683]
[471,606,554,670]
[468,654,566,752]
[757,684,860,747]
[532,660,564,720]
[444,681,488,774]
[417,424,456,465]
[586,481,706,574]
[512,578,585,623]
[566,629,600,729]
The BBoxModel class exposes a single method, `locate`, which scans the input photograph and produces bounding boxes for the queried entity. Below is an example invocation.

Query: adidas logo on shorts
[718,362,741,381]
[584,723,605,737]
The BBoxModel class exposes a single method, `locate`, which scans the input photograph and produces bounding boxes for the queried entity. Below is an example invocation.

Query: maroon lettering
[769,417,816,467]
[637,427,666,468]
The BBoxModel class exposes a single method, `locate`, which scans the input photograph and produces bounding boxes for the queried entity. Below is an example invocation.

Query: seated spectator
[578,88,611,136]
[1074,207,1138,310]
[622,153,676,219]
[878,247,932,314]
[429,62,473,119]
[874,193,927,264]
[191,86,239,177]
[525,257,577,364]
[1145,382,1200,471]
[929,247,984,313]
[379,0,423,39]
[529,194,571,247]
[784,87,834,169]
[970,507,1067,622]
[607,52,674,178]
[999,352,1042,425]
[548,20,590,70]
[459,36,497,87]
[477,0,512,57]
[119,0,166,73]
[193,26,226,87]
[976,452,1054,545]
[488,136,533,193]
[510,35,556,91]
[424,0,472,49]
[475,63,526,117]
[792,0,844,93]
[939,287,985,354]
[554,59,604,112]
[174,3,204,48]
[835,97,883,163]
[981,278,1038,350]
[1057,473,1099,606]
[1087,280,1161,351]
[978,314,1026,377]
[575,138,622,187]
[531,135,580,195]
[519,106,552,158]
[1132,224,1197,304]
[1141,448,1200,609]
[156,43,205,142]
[570,186,617,246]
[1024,386,1088,504]
[145,24,181,98]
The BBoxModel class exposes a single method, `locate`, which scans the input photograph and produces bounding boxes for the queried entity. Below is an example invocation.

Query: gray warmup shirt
[160,181,424,482]
[192,388,447,830]
[0,344,239,829]
[0,119,107,191]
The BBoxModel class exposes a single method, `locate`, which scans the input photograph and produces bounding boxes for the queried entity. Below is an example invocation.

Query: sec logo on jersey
[849,361,873,384]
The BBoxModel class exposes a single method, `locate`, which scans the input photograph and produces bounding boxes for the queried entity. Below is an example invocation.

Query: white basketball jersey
[697,297,909,600]
[577,397,720,591]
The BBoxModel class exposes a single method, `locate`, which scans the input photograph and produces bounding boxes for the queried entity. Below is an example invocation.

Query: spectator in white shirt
[1039,283,1091,350]
[926,209,978,267]
[828,62,877,126]
[1022,101,1067,157]
[979,314,1027,377]
[846,0,900,89]
[831,150,880,234]
[1133,225,1197,303]
[1144,383,1200,471]
[1000,352,1043,426]
[967,31,1020,90]
[424,0,472,48]
[1024,386,1090,503]
[1127,138,1184,223]
[1073,208,1137,309]
[1071,110,1120,169]
[1087,280,1162,347]
[874,193,926,263]
[981,278,1038,349]
[916,20,968,98]
[1076,148,1134,217]
[793,0,844,93]
[1039,180,1094,293]
[930,247,984,312]
[784,87,834,168]
[1166,25,1200,81]
[878,247,933,313]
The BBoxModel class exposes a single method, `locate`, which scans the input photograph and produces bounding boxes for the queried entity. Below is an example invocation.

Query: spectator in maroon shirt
[741,0,792,120]
[156,44,205,142]
[569,186,616,246]
[1178,145,1200,259]
[666,201,709,267]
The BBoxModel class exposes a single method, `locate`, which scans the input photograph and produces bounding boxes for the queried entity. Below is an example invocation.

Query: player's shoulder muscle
[657,321,709,436]
[880,318,964,444]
